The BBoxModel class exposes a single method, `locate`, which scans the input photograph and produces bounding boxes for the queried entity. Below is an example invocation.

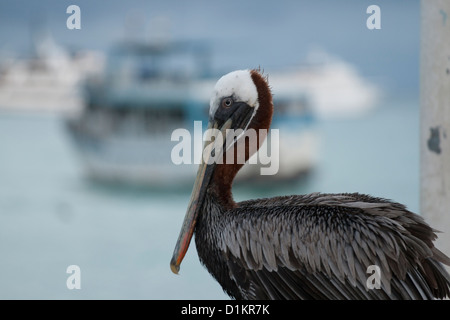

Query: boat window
[274,96,310,116]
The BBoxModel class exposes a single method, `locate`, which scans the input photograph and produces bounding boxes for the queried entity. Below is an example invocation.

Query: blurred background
[0,0,420,299]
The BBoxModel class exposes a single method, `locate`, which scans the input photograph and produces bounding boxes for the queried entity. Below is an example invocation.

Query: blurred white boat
[269,50,380,119]
[65,40,320,187]
[0,35,103,114]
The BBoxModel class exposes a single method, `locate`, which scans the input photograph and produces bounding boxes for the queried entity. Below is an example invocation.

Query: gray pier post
[420,0,450,256]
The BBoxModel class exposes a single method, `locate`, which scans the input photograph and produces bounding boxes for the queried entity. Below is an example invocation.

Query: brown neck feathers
[211,69,274,209]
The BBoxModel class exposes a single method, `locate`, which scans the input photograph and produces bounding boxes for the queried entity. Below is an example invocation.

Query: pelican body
[170,69,450,299]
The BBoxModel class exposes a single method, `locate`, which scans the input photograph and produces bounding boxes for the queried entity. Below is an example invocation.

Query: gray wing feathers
[220,193,450,299]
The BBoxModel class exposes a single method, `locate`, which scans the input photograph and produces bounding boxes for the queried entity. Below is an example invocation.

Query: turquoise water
[0,96,419,299]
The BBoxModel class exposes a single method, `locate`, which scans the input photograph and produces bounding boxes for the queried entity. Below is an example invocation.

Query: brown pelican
[170,69,450,299]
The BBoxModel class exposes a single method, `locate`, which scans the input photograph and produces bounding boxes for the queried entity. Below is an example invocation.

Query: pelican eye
[222,97,233,108]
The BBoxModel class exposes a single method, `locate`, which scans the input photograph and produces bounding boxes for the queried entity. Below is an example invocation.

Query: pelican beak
[170,102,255,274]
[170,120,231,274]
[169,156,213,274]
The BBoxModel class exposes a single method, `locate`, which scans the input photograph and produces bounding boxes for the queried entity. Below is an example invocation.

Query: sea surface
[0,95,419,299]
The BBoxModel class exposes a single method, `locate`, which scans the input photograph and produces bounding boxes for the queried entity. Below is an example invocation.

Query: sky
[0,0,420,95]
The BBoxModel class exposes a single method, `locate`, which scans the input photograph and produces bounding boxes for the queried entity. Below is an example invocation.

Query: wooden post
[420,0,450,256]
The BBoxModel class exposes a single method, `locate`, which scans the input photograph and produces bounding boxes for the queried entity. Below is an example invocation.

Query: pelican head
[170,69,273,274]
